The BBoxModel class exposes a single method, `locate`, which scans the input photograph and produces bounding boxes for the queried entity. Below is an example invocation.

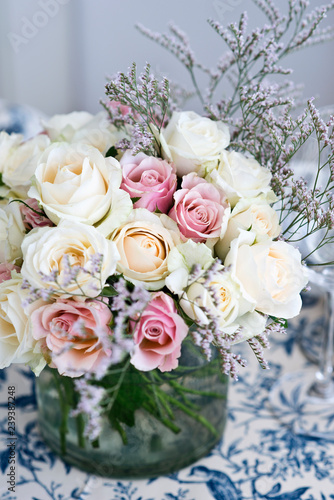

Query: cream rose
[0,275,46,373]
[21,220,120,297]
[28,142,125,226]
[207,151,273,207]
[2,134,51,198]
[180,272,266,341]
[109,209,181,290]
[160,111,230,177]
[42,111,118,154]
[0,131,23,173]
[0,202,26,264]
[215,196,281,259]
[225,231,308,318]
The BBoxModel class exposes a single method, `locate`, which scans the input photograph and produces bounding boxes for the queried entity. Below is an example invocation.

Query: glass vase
[35,341,228,478]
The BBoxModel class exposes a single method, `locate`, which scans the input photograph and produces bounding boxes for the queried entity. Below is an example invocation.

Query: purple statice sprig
[246,317,288,370]
[110,277,151,342]
[274,100,334,259]
[190,313,248,381]
[207,1,334,112]
[104,63,170,156]
[247,337,270,370]
[136,22,208,106]
[138,2,334,115]
[21,253,106,305]
[71,378,106,442]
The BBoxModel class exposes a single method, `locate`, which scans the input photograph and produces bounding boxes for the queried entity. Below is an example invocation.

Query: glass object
[35,342,228,478]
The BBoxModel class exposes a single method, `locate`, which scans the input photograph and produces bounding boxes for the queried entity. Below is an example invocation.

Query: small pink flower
[169,172,230,242]
[120,152,177,213]
[31,298,113,377]
[106,100,131,116]
[130,292,188,372]
[0,262,20,283]
[20,198,54,230]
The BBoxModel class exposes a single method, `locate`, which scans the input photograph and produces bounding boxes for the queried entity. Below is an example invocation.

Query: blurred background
[0,0,333,117]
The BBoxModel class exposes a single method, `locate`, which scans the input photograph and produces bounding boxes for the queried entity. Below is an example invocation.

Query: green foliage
[105,145,118,158]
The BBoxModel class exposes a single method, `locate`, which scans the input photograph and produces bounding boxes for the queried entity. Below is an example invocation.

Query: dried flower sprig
[71,378,106,442]
[103,63,170,156]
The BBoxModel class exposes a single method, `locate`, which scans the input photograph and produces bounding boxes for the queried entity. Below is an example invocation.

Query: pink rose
[0,262,20,283]
[130,292,188,372]
[20,198,54,230]
[120,152,177,213]
[31,298,113,377]
[169,172,230,242]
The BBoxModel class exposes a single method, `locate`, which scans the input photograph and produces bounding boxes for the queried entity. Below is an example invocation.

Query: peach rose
[110,209,181,290]
[130,292,188,372]
[31,298,113,377]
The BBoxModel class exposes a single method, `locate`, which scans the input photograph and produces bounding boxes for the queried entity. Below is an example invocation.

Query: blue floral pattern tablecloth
[1,103,334,500]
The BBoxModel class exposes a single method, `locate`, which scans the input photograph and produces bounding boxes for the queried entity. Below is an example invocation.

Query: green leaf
[106,366,148,428]
[0,173,4,187]
[101,285,118,297]
[131,197,141,204]
[269,316,288,329]
[105,146,118,158]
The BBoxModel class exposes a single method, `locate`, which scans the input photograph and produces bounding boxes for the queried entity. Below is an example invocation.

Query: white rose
[28,142,126,226]
[2,134,51,198]
[225,231,308,318]
[160,111,230,177]
[215,196,281,260]
[42,111,118,154]
[21,220,120,297]
[0,275,46,373]
[0,202,26,264]
[0,131,23,174]
[109,209,181,290]
[207,151,273,206]
[165,240,265,340]
[177,270,265,342]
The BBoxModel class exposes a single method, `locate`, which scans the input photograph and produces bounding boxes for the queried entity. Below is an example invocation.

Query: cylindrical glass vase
[35,342,228,478]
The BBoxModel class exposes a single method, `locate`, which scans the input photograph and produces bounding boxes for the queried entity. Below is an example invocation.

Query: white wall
[0,0,333,116]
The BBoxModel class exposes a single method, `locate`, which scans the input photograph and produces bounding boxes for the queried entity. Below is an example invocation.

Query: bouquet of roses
[0,0,333,446]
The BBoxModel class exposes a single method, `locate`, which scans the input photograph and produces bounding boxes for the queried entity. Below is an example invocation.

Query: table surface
[1,104,334,500]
